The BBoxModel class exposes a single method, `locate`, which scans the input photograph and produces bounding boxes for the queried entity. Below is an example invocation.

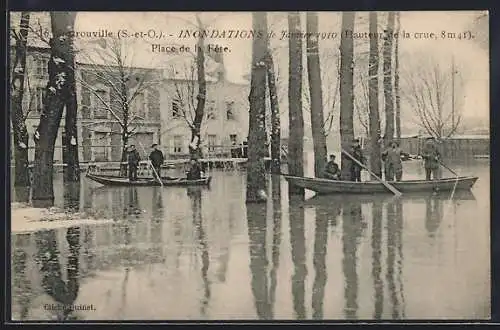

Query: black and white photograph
[9,11,490,321]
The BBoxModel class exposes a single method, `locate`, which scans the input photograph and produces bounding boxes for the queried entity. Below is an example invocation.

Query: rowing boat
[283,174,478,194]
[86,172,212,187]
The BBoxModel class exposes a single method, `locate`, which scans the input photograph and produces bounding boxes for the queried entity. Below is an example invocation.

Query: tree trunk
[63,20,80,182]
[246,12,268,203]
[368,12,382,178]
[288,12,304,195]
[383,12,395,147]
[120,76,129,176]
[339,12,356,180]
[190,15,207,160]
[11,12,30,187]
[306,12,328,178]
[265,52,281,174]
[394,12,401,141]
[32,12,77,207]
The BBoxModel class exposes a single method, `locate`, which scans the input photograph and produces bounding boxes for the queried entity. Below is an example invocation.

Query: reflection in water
[247,202,271,319]
[12,234,33,319]
[63,182,80,213]
[425,197,444,237]
[371,199,384,319]
[150,188,164,244]
[311,198,339,319]
[188,187,211,316]
[342,199,364,320]
[269,175,282,317]
[289,193,307,320]
[34,226,81,320]
[396,200,406,318]
[386,198,405,319]
[11,165,489,320]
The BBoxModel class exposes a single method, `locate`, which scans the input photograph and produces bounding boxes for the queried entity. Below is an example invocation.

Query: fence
[398,136,490,159]
[10,144,252,164]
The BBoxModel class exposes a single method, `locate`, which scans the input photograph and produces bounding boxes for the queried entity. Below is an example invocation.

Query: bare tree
[10,12,31,187]
[32,12,77,207]
[306,12,328,178]
[394,12,402,141]
[382,12,395,147]
[339,12,356,179]
[265,48,281,174]
[77,37,161,175]
[188,14,207,159]
[401,53,463,138]
[288,12,305,195]
[246,12,269,203]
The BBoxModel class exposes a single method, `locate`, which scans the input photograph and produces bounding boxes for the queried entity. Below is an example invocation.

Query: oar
[137,141,163,187]
[341,148,402,197]
[437,159,459,177]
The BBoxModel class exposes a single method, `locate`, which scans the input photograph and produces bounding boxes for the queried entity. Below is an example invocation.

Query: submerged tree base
[32,198,56,209]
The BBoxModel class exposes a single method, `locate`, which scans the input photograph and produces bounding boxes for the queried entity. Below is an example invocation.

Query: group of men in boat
[125,144,202,181]
[322,137,442,182]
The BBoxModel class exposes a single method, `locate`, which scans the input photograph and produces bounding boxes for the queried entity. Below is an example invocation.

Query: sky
[10,11,489,124]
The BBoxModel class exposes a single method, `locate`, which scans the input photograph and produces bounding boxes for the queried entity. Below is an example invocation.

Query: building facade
[11,46,249,164]
[159,78,250,159]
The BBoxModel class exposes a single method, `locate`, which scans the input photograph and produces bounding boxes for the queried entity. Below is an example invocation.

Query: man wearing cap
[421,137,441,180]
[350,138,366,182]
[149,144,164,180]
[323,154,341,180]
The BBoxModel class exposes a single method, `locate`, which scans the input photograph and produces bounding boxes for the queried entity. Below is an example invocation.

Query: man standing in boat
[382,141,404,181]
[421,137,441,180]
[149,144,164,180]
[127,145,141,181]
[323,154,341,180]
[350,138,366,182]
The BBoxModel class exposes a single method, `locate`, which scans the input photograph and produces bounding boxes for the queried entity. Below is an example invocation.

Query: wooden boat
[86,172,212,187]
[283,174,478,195]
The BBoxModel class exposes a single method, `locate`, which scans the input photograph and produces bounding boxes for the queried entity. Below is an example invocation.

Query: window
[131,92,146,120]
[93,89,109,119]
[207,134,217,152]
[229,134,237,145]
[93,132,109,161]
[33,87,45,112]
[226,101,235,120]
[172,98,182,119]
[34,57,48,78]
[206,101,216,120]
[173,135,183,153]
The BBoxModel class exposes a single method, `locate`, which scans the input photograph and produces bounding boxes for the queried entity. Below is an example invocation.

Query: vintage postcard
[9,11,489,321]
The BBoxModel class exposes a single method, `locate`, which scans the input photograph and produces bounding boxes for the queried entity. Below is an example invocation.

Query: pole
[451,56,455,132]
[137,141,163,187]
[341,148,402,196]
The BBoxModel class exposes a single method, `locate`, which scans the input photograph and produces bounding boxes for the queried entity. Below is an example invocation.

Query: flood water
[10,159,490,320]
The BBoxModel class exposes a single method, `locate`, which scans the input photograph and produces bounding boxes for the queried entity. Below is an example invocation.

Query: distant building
[160,76,249,159]
[10,31,249,164]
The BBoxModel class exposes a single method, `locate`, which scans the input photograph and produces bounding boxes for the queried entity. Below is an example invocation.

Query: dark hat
[329,154,336,158]
[151,143,158,147]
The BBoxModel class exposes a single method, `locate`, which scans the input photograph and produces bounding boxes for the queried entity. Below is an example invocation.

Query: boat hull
[283,175,478,194]
[86,173,212,187]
